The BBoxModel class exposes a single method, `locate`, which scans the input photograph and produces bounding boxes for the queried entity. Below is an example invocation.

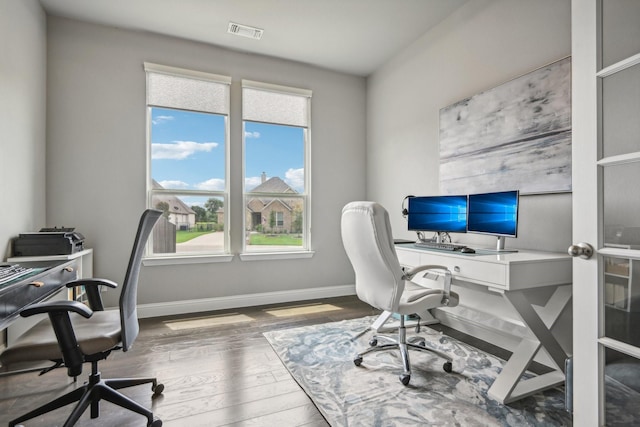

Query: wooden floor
[0,296,379,426]
[0,295,514,426]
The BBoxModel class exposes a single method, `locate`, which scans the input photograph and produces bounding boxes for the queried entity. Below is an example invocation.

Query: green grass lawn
[176,230,214,243]
[176,230,301,246]
[250,233,302,246]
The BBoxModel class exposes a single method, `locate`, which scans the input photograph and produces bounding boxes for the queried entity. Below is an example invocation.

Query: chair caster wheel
[416,339,426,347]
[354,356,363,366]
[443,361,453,373]
[153,383,165,397]
[369,338,378,347]
[148,417,162,427]
[399,374,410,385]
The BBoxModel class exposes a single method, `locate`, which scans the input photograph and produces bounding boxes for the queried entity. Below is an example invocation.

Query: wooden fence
[153,216,176,253]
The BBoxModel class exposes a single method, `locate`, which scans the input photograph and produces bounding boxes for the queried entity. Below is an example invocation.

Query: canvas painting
[439,57,572,195]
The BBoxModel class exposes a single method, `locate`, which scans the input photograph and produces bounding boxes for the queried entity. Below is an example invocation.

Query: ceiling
[38,0,467,76]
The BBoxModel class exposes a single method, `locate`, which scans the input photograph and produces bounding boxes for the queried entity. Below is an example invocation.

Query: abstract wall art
[439,57,572,195]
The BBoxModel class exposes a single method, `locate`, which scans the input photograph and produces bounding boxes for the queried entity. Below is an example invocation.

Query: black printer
[13,227,85,257]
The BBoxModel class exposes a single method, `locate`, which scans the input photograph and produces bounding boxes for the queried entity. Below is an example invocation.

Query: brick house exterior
[245,173,302,233]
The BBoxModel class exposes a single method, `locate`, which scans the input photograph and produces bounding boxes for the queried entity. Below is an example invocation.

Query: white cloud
[195,178,225,191]
[285,168,304,191]
[152,141,218,160]
[158,180,190,189]
[152,115,174,125]
[245,176,263,190]
[245,131,261,139]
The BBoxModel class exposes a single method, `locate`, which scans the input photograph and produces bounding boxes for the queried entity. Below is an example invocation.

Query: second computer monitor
[467,190,519,251]
[407,195,468,234]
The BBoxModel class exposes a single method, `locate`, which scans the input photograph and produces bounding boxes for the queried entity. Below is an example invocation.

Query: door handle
[568,242,594,259]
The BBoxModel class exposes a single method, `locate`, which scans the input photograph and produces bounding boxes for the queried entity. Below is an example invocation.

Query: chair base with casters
[9,358,163,427]
[353,314,454,386]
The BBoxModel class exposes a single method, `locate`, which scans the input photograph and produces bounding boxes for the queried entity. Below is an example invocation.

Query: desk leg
[374,310,439,332]
[349,310,395,341]
[371,310,393,331]
[350,309,440,342]
[487,285,571,404]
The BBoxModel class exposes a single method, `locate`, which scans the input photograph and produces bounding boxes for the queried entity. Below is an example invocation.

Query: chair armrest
[21,300,93,318]
[20,300,92,377]
[66,278,118,312]
[404,264,453,304]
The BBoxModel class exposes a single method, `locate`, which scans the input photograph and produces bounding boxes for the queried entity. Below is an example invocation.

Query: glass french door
[572,1,640,425]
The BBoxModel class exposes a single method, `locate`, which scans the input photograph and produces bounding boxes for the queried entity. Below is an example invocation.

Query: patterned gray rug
[264,316,572,426]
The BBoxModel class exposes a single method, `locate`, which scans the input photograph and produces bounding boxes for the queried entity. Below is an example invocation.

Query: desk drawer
[396,248,421,267]
[0,260,78,328]
[417,252,507,289]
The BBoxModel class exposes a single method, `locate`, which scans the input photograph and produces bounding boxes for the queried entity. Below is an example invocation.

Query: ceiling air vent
[228,22,263,40]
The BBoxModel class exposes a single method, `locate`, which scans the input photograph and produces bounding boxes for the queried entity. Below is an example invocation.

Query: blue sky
[151,108,305,193]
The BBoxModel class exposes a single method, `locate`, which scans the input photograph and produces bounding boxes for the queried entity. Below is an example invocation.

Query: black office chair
[0,209,164,427]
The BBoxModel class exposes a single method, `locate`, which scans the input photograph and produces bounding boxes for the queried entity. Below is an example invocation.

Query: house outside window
[242,80,311,253]
[145,63,231,257]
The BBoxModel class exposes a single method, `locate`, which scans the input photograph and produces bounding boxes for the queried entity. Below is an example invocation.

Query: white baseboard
[137,284,356,319]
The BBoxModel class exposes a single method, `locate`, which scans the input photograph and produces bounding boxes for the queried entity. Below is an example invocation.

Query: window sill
[143,254,234,266]
[239,251,315,261]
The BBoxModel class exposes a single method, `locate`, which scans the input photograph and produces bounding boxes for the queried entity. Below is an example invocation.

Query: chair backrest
[341,201,405,312]
[119,209,162,351]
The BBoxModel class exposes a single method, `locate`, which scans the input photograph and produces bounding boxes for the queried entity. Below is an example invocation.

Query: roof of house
[247,176,298,212]
[152,180,195,215]
[249,176,297,194]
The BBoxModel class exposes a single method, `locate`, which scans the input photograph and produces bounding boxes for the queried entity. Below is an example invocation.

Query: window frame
[240,79,313,259]
[144,63,233,264]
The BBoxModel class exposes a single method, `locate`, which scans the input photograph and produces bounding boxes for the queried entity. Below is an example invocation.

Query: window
[145,63,231,257]
[242,80,312,253]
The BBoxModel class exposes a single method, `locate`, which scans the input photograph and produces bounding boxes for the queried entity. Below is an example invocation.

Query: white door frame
[571,0,601,424]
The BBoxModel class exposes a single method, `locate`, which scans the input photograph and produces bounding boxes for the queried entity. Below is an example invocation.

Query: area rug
[264,316,573,426]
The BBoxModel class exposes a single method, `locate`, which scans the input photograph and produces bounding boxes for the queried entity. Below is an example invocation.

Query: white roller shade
[145,63,230,114]
[242,80,311,127]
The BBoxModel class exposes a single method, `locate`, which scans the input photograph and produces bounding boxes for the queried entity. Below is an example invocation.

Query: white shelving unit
[8,248,93,279]
[5,249,93,345]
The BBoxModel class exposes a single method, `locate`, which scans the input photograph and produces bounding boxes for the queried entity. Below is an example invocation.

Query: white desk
[395,244,572,404]
[5,249,93,346]
[7,248,93,279]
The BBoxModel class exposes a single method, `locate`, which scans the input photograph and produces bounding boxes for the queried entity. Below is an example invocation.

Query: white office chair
[341,201,459,385]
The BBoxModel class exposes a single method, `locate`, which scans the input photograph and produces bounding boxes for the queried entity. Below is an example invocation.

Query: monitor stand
[415,231,450,244]
[435,232,449,244]
[482,236,518,253]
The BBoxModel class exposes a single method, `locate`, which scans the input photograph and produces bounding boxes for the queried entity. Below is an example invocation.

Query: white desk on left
[395,244,572,404]
[5,248,93,346]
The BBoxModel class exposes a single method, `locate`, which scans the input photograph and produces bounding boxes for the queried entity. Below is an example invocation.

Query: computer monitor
[407,195,467,242]
[467,190,519,252]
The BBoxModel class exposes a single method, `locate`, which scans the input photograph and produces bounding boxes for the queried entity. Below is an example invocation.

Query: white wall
[0,0,47,261]
[46,17,366,310]
[367,0,573,353]
[367,0,572,254]
[4,1,572,320]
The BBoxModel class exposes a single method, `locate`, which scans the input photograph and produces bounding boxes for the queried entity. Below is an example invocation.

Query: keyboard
[0,264,35,285]
[413,241,467,251]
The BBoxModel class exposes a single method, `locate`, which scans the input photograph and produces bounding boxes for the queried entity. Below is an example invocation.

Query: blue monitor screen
[407,195,467,233]
[467,190,519,237]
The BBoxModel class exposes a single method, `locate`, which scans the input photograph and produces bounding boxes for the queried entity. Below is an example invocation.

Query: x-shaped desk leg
[350,308,440,342]
[487,285,572,404]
